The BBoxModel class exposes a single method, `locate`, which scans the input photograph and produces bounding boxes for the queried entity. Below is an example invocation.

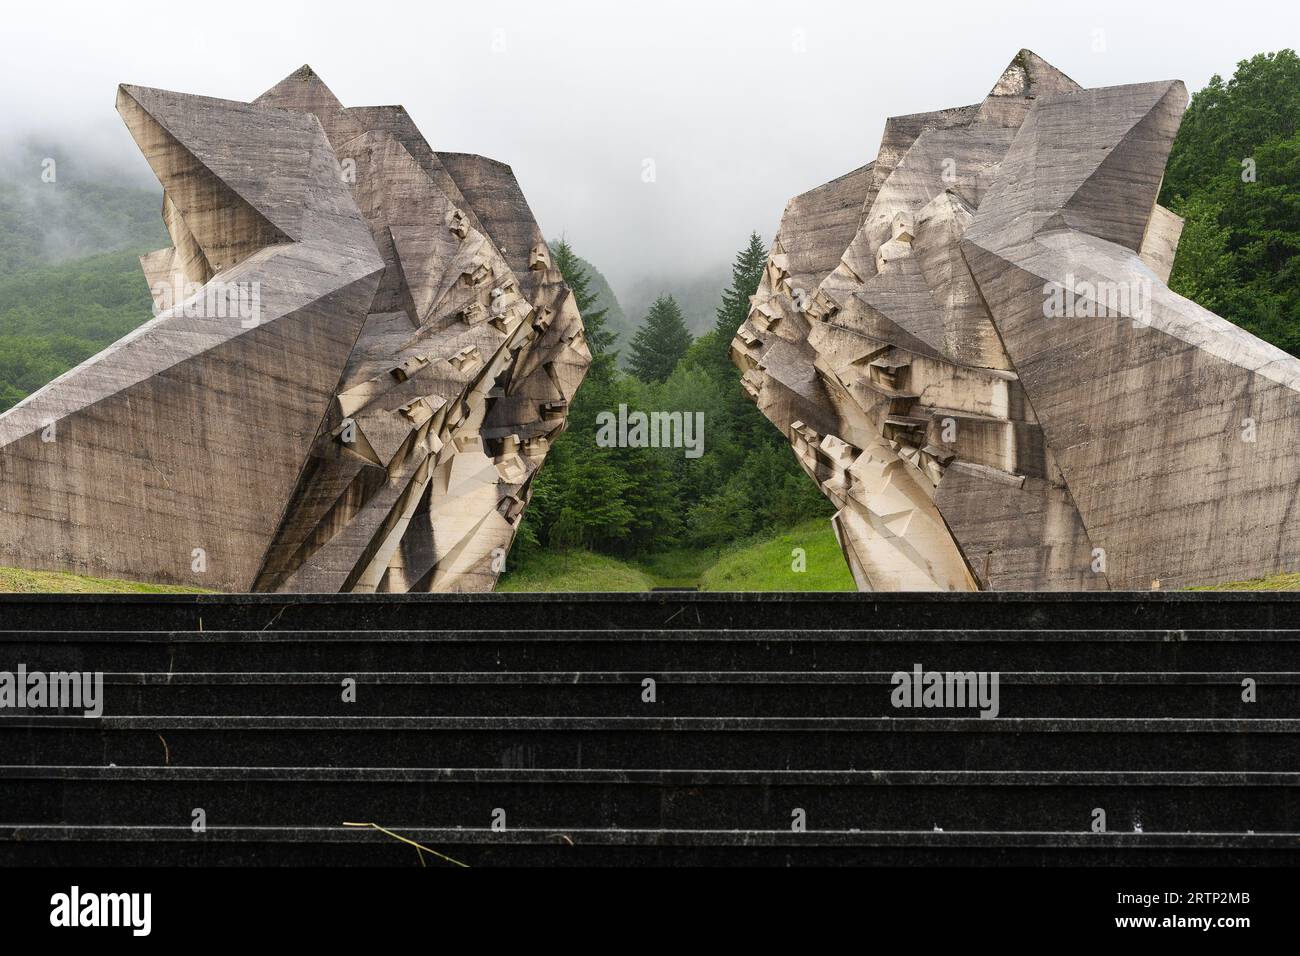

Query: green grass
[634,546,724,588]
[699,520,857,591]
[0,566,211,594]
[502,520,1300,595]
[499,519,855,592]
[496,550,659,592]
[1188,572,1300,591]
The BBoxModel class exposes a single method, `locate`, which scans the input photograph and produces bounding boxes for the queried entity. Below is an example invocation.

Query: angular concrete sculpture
[732,51,1300,591]
[0,66,590,592]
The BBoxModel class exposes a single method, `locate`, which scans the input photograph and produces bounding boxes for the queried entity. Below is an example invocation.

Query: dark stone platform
[1,592,1298,865]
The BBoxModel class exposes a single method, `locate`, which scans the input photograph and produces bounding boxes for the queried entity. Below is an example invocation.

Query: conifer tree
[712,231,769,355]
[550,238,616,356]
[627,295,692,383]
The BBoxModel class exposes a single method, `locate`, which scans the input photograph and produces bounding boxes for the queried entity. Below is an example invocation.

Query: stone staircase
[1,593,1298,865]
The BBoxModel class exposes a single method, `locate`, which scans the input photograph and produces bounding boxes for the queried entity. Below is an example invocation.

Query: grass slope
[498,520,1300,594]
[1189,572,1300,591]
[0,566,211,594]
[495,550,659,592]
[699,520,856,591]
[499,519,854,592]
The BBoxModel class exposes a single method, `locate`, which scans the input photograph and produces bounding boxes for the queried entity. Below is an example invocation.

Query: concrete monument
[732,51,1300,591]
[0,67,590,592]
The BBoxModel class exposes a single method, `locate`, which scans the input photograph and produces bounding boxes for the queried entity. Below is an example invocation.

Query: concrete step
[3,592,1300,632]
[3,766,1298,832]
[10,671,1293,717]
[3,716,1298,770]
[5,630,1300,672]
[3,824,1297,866]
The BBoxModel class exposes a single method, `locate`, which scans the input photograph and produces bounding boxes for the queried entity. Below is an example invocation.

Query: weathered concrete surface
[733,50,1300,591]
[0,67,589,593]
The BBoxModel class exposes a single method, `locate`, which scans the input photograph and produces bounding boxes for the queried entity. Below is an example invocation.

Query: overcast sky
[2,0,1297,293]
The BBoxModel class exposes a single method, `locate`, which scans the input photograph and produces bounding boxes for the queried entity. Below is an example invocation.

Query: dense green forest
[0,186,165,277]
[511,232,833,577]
[0,249,161,409]
[0,145,165,412]
[1161,49,1300,352]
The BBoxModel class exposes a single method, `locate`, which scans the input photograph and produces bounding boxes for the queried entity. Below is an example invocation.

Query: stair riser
[6,779,1298,831]
[2,840,1296,867]
[7,683,1289,717]
[4,595,1298,631]
[3,641,1296,672]
[2,728,1296,770]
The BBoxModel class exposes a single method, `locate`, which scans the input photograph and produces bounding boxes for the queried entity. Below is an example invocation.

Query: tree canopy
[1161,49,1300,354]
[626,294,693,383]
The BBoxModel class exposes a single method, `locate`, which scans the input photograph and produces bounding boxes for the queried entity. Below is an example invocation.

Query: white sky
[2,0,1297,291]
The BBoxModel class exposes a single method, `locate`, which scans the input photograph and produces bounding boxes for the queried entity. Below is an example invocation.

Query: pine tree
[712,231,769,354]
[627,295,693,383]
[700,231,800,459]
[550,238,616,356]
